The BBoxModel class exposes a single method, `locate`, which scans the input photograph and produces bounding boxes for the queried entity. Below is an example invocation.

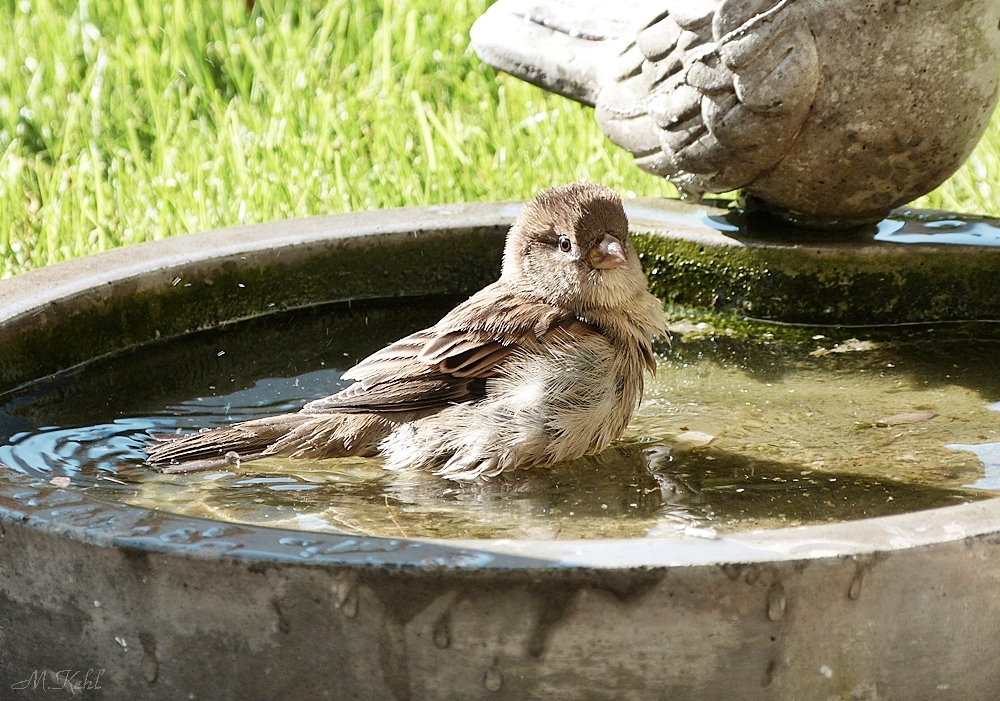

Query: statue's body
[472,0,1000,228]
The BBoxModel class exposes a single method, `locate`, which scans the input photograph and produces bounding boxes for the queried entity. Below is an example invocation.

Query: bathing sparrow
[146,183,667,480]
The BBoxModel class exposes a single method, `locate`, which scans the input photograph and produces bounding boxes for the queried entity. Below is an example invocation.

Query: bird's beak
[588,234,628,270]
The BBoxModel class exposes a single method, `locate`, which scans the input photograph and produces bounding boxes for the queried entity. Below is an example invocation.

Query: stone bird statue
[471,0,1000,228]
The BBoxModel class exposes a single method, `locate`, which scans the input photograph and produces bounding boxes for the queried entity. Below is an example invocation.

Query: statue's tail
[470,0,651,106]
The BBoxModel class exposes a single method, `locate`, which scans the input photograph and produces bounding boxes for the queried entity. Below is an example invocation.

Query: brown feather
[302,285,582,416]
[145,413,313,466]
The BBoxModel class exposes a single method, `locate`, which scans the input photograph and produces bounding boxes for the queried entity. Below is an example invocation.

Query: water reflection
[626,200,1000,247]
[874,218,1000,246]
[948,440,1000,490]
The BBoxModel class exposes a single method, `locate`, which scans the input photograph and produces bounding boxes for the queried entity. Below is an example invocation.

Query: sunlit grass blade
[0,0,995,278]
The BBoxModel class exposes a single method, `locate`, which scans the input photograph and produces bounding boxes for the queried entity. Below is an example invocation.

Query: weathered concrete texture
[472,0,1000,228]
[4,472,1000,700]
[2,202,1000,698]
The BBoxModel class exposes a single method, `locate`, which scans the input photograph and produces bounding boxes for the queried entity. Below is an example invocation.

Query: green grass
[0,0,997,277]
[913,121,1000,215]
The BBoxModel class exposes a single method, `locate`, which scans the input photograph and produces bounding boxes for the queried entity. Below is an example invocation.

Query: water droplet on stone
[484,668,502,692]
[332,580,358,618]
[341,593,358,618]
[433,623,450,649]
[761,659,777,687]
[767,583,786,621]
[142,656,158,683]
[849,573,863,600]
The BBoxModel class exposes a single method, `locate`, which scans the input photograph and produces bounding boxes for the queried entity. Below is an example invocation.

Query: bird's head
[501,182,649,313]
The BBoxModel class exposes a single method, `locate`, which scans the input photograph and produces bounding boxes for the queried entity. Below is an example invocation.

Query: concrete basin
[2,200,1000,700]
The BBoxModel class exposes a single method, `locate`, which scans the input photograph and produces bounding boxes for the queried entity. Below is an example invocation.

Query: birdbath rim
[1,197,999,572]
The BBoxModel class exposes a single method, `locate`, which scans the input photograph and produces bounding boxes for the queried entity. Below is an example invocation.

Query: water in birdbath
[0,295,997,540]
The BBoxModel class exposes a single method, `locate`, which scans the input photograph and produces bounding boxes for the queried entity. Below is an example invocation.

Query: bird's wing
[596,0,820,193]
[301,284,594,415]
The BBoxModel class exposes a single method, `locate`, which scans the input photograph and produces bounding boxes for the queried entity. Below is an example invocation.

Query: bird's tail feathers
[145,413,313,473]
[145,412,397,474]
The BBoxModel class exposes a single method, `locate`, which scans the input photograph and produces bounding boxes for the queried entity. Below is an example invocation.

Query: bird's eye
[557,236,572,252]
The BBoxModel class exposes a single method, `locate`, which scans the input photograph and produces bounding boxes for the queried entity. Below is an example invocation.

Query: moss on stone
[634,232,1000,326]
[0,226,506,395]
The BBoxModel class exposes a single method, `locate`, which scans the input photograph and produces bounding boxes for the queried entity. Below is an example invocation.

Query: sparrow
[145,183,667,481]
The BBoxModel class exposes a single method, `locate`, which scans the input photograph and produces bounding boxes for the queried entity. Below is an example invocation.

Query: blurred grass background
[0,0,997,277]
